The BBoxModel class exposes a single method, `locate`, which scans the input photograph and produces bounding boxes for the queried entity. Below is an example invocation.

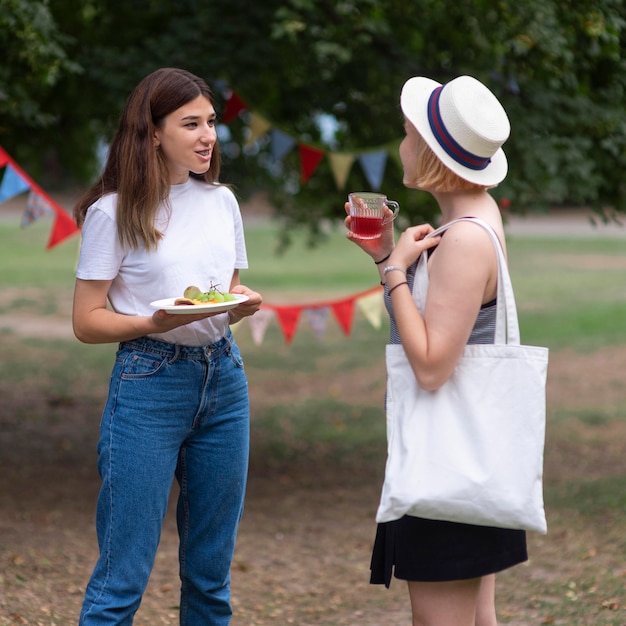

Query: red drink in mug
[351,215,385,239]
[348,192,399,240]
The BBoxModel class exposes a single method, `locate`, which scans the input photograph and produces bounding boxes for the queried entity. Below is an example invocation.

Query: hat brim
[400,76,508,187]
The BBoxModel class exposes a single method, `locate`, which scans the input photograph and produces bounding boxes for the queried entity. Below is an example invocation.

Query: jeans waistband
[119,331,232,361]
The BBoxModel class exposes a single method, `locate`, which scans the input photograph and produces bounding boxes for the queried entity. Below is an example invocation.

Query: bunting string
[0,146,81,248]
[237,286,384,345]
[221,87,399,191]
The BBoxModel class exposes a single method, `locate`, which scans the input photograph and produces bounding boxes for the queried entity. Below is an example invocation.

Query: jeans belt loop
[168,344,181,364]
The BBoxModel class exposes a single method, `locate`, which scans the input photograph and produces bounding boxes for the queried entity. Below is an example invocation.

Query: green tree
[209,0,626,235]
[0,0,79,170]
[495,0,626,215]
[3,0,626,231]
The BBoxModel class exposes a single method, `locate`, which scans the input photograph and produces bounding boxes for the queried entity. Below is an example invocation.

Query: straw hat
[400,75,510,186]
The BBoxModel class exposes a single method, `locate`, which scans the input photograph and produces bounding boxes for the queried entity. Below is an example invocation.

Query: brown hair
[74,68,222,250]
[410,130,485,193]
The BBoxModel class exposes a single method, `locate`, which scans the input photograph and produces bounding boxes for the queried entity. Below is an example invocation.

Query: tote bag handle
[414,217,520,346]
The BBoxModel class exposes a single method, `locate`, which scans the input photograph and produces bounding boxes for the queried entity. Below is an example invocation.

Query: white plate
[150,294,249,314]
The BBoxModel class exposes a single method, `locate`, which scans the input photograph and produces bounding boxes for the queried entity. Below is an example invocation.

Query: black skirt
[370,515,528,587]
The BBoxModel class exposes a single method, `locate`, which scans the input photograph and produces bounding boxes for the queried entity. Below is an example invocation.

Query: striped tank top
[386,262,497,346]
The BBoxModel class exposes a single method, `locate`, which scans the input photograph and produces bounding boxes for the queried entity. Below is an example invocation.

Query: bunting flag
[246,308,275,345]
[0,164,30,201]
[221,87,396,190]
[22,190,54,227]
[48,207,81,249]
[246,112,272,147]
[328,152,356,190]
[330,297,356,336]
[0,146,81,249]
[299,144,326,184]
[270,128,297,162]
[274,306,303,344]
[359,150,389,191]
[304,306,331,340]
[356,288,385,329]
[222,91,247,124]
[240,286,383,345]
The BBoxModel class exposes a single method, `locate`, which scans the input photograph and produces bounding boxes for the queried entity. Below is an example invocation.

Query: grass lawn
[0,214,625,625]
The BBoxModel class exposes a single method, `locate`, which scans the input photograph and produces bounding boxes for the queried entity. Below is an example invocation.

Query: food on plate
[173,284,237,306]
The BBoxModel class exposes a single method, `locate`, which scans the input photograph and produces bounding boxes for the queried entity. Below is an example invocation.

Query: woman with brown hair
[73,67,262,625]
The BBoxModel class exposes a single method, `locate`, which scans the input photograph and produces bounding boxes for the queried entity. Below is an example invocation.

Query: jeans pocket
[120,352,168,379]
[227,342,244,369]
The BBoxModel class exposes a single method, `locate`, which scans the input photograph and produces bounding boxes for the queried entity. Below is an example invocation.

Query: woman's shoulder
[85,192,118,221]
[431,218,503,279]
[438,219,489,247]
[442,215,505,250]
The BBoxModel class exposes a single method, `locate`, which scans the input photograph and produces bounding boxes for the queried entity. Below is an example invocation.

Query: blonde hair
[410,131,486,193]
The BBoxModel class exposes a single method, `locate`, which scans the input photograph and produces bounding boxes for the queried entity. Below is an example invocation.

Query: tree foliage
[3,0,626,230]
[0,0,79,130]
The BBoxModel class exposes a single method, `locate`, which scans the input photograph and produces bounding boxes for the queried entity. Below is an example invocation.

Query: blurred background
[3,0,626,237]
[2,2,626,624]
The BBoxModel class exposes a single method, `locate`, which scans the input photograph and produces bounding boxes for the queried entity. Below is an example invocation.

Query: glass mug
[348,192,400,240]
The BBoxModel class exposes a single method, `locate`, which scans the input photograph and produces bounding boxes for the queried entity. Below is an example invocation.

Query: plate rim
[149,293,249,313]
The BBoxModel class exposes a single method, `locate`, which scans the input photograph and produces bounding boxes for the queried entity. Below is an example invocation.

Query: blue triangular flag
[358,150,388,191]
[270,129,297,162]
[0,165,31,203]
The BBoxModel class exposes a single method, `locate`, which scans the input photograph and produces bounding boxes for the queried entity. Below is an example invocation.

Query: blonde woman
[346,75,526,626]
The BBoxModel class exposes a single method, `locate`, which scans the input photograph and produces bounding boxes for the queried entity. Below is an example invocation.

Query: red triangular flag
[273,306,302,344]
[298,144,325,184]
[0,145,81,248]
[331,298,356,336]
[0,146,10,167]
[47,208,80,249]
[222,91,247,124]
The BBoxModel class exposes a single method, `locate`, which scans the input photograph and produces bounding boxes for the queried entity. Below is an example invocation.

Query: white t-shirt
[76,178,248,346]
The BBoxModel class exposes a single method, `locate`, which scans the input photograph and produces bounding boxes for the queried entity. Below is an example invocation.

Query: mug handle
[382,201,400,225]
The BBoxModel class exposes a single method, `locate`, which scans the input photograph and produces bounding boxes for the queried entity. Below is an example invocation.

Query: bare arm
[385,221,499,390]
[72,278,244,344]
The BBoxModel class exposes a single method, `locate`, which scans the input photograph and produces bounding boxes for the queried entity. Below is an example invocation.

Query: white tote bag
[376,218,548,533]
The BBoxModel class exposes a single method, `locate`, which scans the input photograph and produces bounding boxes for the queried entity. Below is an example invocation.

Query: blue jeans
[79,332,249,626]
